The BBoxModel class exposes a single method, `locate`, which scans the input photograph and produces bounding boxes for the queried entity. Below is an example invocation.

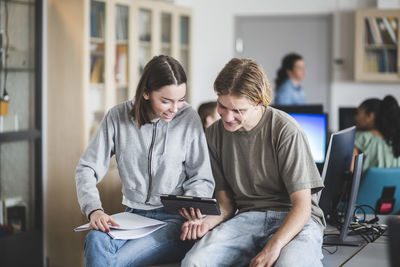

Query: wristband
[88,209,103,221]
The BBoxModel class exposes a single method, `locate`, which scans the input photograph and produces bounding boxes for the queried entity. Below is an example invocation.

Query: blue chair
[356,167,400,214]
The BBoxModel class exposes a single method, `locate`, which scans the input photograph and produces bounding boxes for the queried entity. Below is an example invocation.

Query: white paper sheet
[74,212,167,239]
[107,224,166,240]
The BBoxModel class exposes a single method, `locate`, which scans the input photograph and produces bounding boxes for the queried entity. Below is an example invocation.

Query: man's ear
[143,91,150,100]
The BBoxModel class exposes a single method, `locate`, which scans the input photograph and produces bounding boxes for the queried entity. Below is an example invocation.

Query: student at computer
[197,101,220,129]
[180,58,325,267]
[353,95,400,173]
[75,55,215,267]
[274,53,307,105]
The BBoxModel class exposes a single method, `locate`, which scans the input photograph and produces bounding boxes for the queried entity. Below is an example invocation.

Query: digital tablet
[160,195,221,215]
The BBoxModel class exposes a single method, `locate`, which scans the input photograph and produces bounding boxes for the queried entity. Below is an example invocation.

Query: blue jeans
[182,210,323,267]
[84,208,193,267]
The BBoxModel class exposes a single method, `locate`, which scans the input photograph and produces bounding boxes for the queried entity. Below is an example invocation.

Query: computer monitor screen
[273,104,323,114]
[289,113,327,164]
[319,126,356,223]
[339,107,357,130]
[323,153,366,246]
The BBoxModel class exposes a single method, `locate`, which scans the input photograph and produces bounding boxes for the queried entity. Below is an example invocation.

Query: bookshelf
[86,0,192,143]
[354,9,400,82]
[0,0,43,265]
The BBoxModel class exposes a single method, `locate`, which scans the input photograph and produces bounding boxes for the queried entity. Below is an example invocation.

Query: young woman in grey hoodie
[75,55,215,267]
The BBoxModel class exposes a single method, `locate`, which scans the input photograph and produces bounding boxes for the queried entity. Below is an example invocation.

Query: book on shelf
[91,1,105,38]
[377,17,394,45]
[382,17,397,44]
[387,17,398,41]
[74,212,167,240]
[365,50,397,73]
[365,18,375,44]
[369,17,383,45]
[116,6,128,40]
[115,45,128,85]
[366,17,398,46]
[90,56,104,83]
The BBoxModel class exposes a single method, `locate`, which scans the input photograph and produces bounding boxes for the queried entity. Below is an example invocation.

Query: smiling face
[217,94,263,132]
[143,83,186,122]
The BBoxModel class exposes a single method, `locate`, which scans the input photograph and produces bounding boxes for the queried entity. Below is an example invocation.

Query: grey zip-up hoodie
[75,101,215,218]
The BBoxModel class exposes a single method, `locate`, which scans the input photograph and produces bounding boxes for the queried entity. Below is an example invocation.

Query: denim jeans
[182,210,323,267]
[84,208,193,267]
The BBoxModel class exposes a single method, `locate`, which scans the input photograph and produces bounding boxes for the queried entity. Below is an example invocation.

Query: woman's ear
[367,112,376,124]
[143,91,150,100]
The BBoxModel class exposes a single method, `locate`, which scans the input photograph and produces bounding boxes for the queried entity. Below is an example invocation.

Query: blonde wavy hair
[214,58,272,106]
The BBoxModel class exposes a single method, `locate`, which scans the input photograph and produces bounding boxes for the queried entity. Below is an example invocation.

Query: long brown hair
[130,55,187,128]
[214,58,272,106]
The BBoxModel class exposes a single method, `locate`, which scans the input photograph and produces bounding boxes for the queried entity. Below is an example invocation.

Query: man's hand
[89,210,119,233]
[249,241,282,267]
[179,207,211,240]
[250,189,312,267]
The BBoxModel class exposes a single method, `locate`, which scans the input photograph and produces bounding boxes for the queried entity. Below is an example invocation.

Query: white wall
[175,0,400,131]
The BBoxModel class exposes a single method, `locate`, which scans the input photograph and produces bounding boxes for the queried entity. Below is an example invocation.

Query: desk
[322,244,366,267]
[321,215,393,267]
[344,236,390,267]
[321,233,390,267]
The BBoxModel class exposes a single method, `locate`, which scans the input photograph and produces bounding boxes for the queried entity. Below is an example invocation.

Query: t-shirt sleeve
[277,128,324,196]
[205,124,229,191]
[354,131,370,152]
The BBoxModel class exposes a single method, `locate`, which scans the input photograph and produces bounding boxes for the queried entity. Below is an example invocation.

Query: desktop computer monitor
[289,113,327,164]
[339,107,357,130]
[323,153,366,246]
[319,126,356,223]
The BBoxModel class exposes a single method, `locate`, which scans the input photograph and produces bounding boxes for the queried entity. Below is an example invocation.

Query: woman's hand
[89,210,120,232]
[179,207,211,240]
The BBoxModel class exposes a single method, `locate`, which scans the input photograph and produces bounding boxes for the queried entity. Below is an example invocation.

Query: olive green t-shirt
[206,107,326,228]
[355,131,400,173]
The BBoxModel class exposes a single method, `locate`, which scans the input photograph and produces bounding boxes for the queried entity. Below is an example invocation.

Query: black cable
[322,245,338,255]
[353,204,378,224]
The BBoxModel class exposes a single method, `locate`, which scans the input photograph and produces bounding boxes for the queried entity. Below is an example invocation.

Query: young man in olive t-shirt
[180,58,325,267]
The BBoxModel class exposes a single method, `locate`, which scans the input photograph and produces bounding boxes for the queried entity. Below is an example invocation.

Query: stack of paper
[74,212,167,240]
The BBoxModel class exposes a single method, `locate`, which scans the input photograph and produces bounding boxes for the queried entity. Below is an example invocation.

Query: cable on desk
[322,245,338,255]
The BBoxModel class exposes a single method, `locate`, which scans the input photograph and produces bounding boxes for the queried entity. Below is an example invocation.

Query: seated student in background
[180,58,325,267]
[274,53,307,105]
[353,95,400,173]
[75,55,215,267]
[197,101,220,129]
